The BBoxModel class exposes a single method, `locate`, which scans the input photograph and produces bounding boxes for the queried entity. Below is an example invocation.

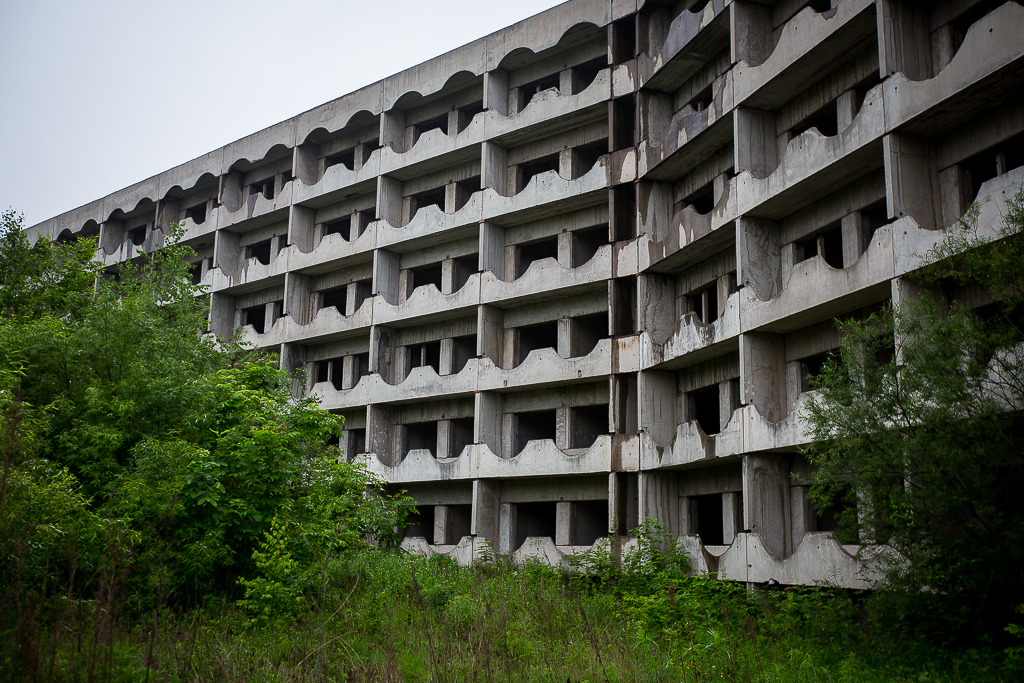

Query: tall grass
[2,547,1015,682]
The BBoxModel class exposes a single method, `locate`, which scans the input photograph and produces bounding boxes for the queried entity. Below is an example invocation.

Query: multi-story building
[26,0,1024,588]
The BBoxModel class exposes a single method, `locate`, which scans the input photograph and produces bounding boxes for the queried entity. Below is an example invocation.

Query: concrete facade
[27,0,1024,588]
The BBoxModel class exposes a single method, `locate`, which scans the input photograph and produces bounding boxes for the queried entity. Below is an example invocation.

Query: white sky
[0,0,566,227]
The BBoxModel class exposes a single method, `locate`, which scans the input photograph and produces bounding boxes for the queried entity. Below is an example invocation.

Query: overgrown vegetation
[1,200,1023,681]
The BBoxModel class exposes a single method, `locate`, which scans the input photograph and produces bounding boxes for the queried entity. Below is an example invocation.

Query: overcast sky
[0,0,566,227]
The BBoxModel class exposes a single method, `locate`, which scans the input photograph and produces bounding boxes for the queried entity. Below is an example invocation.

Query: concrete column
[398,269,414,304]
[438,337,454,375]
[283,272,311,325]
[938,165,971,229]
[637,90,672,150]
[447,109,467,137]
[293,143,317,185]
[740,332,787,422]
[743,454,792,558]
[478,305,504,367]
[836,90,858,132]
[372,248,401,304]
[380,108,407,152]
[557,231,573,268]
[369,325,396,381]
[639,370,677,448]
[218,170,243,213]
[504,244,520,281]
[445,181,470,214]
[555,406,572,450]
[288,205,316,253]
[736,217,782,301]
[558,67,581,96]
[475,391,502,457]
[877,0,932,80]
[341,355,358,390]
[502,328,518,370]
[481,142,509,196]
[212,229,240,276]
[931,23,957,74]
[635,181,669,242]
[498,503,517,554]
[479,221,506,279]
[722,492,742,545]
[790,485,810,551]
[638,273,675,345]
[559,148,580,180]
[376,175,404,227]
[98,219,124,255]
[352,209,371,239]
[401,196,417,227]
[366,404,395,465]
[884,132,941,230]
[209,292,235,340]
[718,380,737,432]
[610,471,639,535]
[731,1,773,66]
[472,479,501,550]
[841,211,867,268]
[785,360,804,413]
[734,107,778,177]
[679,496,696,535]
[345,283,359,316]
[638,471,679,536]
[555,502,574,545]
[440,258,456,295]
[716,273,734,318]
[557,318,575,358]
[436,420,452,460]
[483,69,509,116]
[507,165,524,196]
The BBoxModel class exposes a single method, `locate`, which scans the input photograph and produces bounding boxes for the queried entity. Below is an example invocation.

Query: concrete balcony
[741,221,903,333]
[884,1,1024,136]
[401,536,476,566]
[733,0,876,110]
[741,392,815,453]
[315,358,483,411]
[372,274,482,327]
[641,290,741,370]
[512,536,606,568]
[358,445,476,484]
[477,339,614,392]
[480,244,613,307]
[375,192,483,251]
[639,409,744,470]
[639,176,737,272]
[238,296,374,349]
[639,0,731,92]
[638,69,735,181]
[288,223,377,272]
[176,207,220,244]
[477,435,614,478]
[736,83,885,219]
[203,253,289,294]
[291,148,381,204]
[482,156,611,224]
[218,182,293,230]
[681,532,881,589]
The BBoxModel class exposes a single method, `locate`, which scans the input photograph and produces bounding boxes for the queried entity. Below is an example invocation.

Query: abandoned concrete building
[26,0,1024,587]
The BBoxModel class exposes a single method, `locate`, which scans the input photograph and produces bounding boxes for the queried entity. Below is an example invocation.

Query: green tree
[804,189,1024,640]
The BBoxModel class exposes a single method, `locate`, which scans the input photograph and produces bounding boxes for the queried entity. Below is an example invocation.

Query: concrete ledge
[357,445,476,484]
[477,339,613,392]
[479,245,613,307]
[477,435,614,478]
[639,0,731,90]
[375,194,483,251]
[512,536,605,567]
[372,274,481,326]
[482,156,611,224]
[401,536,476,566]
[315,358,483,411]
[292,149,381,202]
[289,223,377,270]
[639,412,744,470]
[642,291,741,368]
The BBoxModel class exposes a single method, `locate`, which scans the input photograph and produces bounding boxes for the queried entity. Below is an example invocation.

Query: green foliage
[804,188,1024,642]
[237,516,305,625]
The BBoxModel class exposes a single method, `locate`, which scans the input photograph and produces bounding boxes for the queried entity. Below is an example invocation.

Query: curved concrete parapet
[736,83,884,218]
[372,274,482,326]
[482,156,611,223]
[639,70,734,176]
[289,222,377,270]
[237,313,289,350]
[741,222,898,331]
[742,393,815,452]
[292,149,381,203]
[480,245,613,306]
[639,411,743,470]
[176,209,219,244]
[287,297,374,344]
[642,291,740,368]
[895,167,1024,276]
[477,435,613,478]
[380,114,489,173]
[502,67,611,127]
[218,182,293,230]
[357,445,477,484]
[315,359,483,411]
[512,536,607,568]
[639,176,737,271]
[639,0,730,88]
[401,536,476,566]
[733,0,875,108]
[884,2,1024,131]
[477,339,614,392]
[375,193,484,251]
[204,252,290,293]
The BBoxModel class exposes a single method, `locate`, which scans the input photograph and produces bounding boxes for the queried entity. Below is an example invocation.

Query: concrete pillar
[472,479,501,552]
[483,69,509,116]
[790,485,810,551]
[785,360,803,413]
[475,391,502,457]
[557,231,572,268]
[501,412,517,459]
[637,90,672,150]
[884,132,941,230]
[716,273,734,318]
[445,180,470,213]
[938,165,971,229]
[212,229,240,276]
[341,355,358,390]
[731,1,773,66]
[555,406,572,450]
[263,301,281,332]
[481,142,509,197]
[841,211,868,268]
[722,492,742,545]
[376,175,403,227]
[293,143,317,185]
[380,108,407,152]
[740,332,787,422]
[743,454,792,558]
[288,205,315,253]
[98,219,124,255]
[638,273,676,345]
[635,181,669,242]
[877,0,932,80]
[836,89,858,132]
[734,107,778,177]
[931,22,957,74]
[736,217,782,301]
[478,305,504,367]
[436,420,452,460]
[639,370,677,448]
[369,325,396,382]
[559,148,580,180]
[438,337,454,375]
[558,67,581,96]
[209,292,235,340]
[372,249,401,304]
[218,170,243,213]
[479,221,506,279]
[610,471,639,535]
[433,505,450,545]
[718,380,738,432]
[440,258,455,295]
[557,318,575,358]
[638,471,679,536]
[498,503,517,554]
[555,501,574,545]
[679,496,696,535]
[283,272,311,325]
